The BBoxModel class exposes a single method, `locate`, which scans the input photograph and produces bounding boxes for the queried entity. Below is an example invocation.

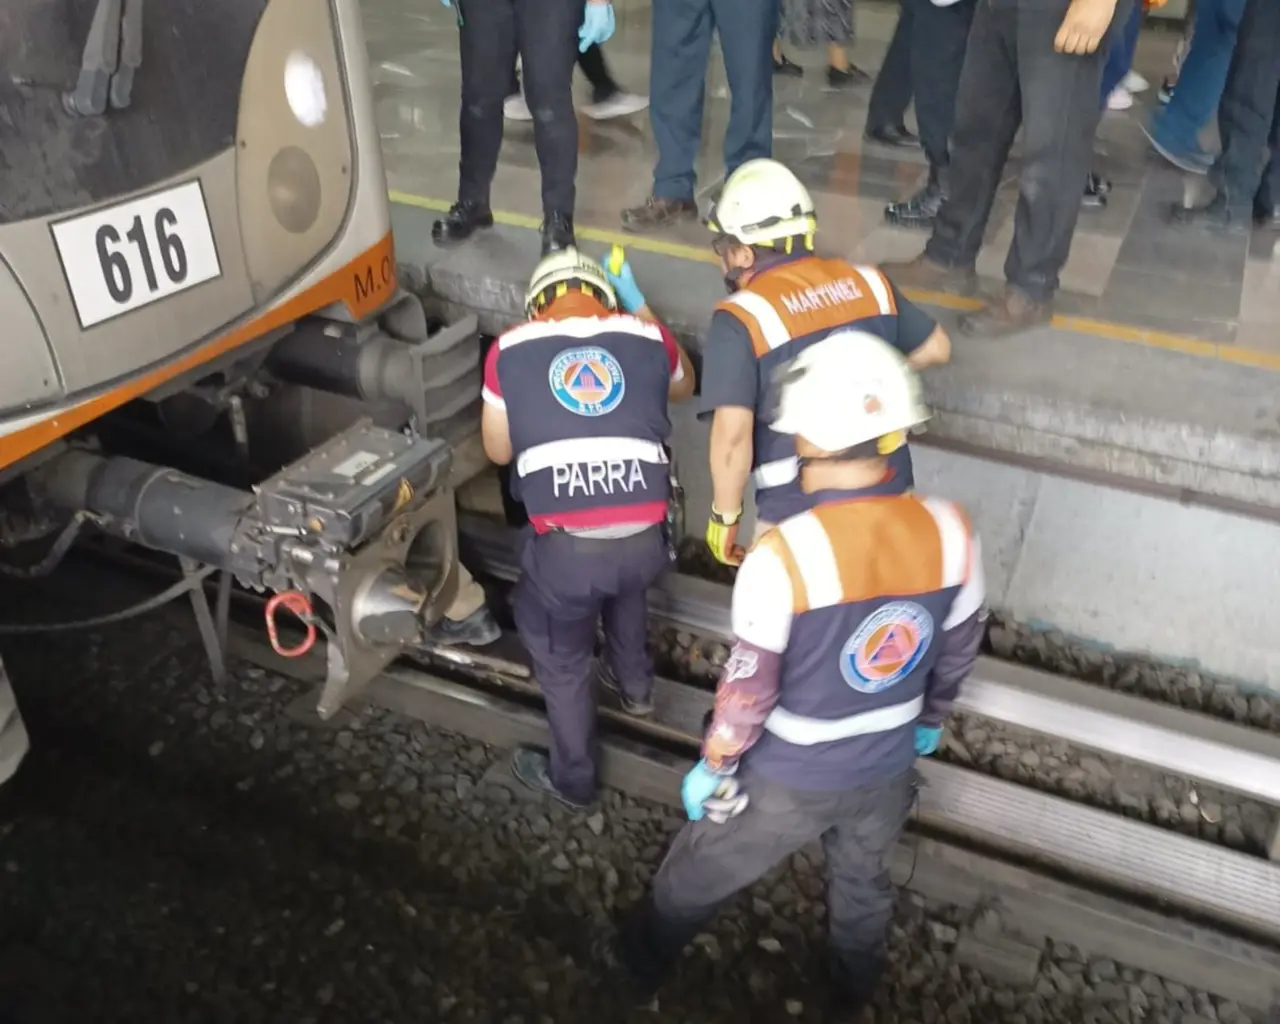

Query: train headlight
[267,146,322,234]
[283,52,327,128]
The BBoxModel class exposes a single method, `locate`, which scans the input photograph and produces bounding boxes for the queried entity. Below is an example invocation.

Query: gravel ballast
[0,584,1267,1024]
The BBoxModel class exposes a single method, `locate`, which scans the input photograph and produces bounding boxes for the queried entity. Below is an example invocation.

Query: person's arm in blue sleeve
[888,281,951,370]
[920,536,986,729]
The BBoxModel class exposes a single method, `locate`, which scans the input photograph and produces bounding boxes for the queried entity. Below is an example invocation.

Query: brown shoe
[879,254,977,296]
[957,288,1051,338]
[620,196,699,233]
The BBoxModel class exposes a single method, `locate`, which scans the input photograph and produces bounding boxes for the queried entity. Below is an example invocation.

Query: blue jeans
[1099,2,1142,107]
[649,0,776,200]
[1149,0,1246,152]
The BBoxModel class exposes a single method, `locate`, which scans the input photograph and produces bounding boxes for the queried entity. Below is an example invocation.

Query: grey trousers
[620,767,917,996]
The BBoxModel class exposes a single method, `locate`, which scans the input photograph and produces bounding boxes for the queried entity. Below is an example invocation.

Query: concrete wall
[670,404,1280,694]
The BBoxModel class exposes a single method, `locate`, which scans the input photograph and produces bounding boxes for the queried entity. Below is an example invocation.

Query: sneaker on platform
[1106,86,1134,111]
[504,92,533,121]
[1122,70,1149,93]
[584,91,649,120]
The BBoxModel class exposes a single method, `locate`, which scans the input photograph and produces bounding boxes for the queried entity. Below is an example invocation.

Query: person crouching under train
[696,158,952,567]
[612,334,985,1017]
[480,248,695,808]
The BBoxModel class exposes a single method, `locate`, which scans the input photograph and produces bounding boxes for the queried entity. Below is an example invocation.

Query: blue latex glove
[681,760,723,822]
[440,0,451,6]
[915,725,943,757]
[603,257,646,314]
[579,1,616,52]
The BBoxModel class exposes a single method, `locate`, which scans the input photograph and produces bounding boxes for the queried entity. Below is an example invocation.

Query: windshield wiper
[63,0,143,117]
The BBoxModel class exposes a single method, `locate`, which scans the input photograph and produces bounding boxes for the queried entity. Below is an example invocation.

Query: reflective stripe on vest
[764,694,924,745]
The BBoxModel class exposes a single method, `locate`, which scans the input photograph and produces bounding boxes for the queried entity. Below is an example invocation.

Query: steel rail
[458,513,1280,817]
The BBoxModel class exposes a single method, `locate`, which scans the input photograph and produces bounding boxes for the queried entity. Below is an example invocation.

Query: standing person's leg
[882,0,1021,295]
[423,558,502,645]
[617,775,838,998]
[712,0,776,176]
[597,528,670,716]
[1099,1,1142,106]
[1256,82,1280,225]
[962,0,1118,336]
[865,0,919,145]
[1171,0,1280,227]
[823,0,869,87]
[510,534,607,807]
[822,770,917,1003]
[1145,0,1248,171]
[516,0,584,251]
[579,44,651,119]
[432,0,517,245]
[885,0,975,228]
[621,0,714,230]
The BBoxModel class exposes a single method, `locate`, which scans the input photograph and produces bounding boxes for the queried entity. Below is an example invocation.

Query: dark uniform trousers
[621,768,917,994]
[512,526,671,804]
[1214,0,1280,215]
[866,0,978,178]
[649,0,776,201]
[924,0,1131,302]
[457,0,582,215]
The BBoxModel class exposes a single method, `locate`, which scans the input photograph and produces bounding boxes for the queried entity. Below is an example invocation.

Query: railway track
[17,527,1280,1015]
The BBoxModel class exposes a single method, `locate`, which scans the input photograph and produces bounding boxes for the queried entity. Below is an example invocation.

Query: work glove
[578,1,616,52]
[915,725,943,756]
[603,255,646,314]
[682,760,749,822]
[439,0,451,6]
[706,505,745,567]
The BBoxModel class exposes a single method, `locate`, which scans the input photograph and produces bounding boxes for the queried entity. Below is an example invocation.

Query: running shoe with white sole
[1106,86,1134,111]
[504,92,533,121]
[1122,70,1149,93]
[583,91,649,120]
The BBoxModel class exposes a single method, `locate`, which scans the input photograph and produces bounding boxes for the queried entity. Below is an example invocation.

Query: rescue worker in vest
[697,158,953,565]
[614,334,985,1016]
[481,248,695,808]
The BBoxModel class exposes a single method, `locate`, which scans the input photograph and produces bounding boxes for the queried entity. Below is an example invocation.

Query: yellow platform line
[390,189,1280,371]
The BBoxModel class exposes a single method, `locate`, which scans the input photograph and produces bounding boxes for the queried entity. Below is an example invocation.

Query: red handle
[264,590,316,658]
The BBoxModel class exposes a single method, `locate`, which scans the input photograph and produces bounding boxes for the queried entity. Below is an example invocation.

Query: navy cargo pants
[511,525,670,804]
[619,768,917,1000]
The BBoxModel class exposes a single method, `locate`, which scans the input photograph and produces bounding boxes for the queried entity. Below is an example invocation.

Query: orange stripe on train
[0,232,396,471]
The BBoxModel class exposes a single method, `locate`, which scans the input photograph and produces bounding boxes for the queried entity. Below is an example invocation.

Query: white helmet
[706,159,817,248]
[770,331,930,453]
[524,247,618,316]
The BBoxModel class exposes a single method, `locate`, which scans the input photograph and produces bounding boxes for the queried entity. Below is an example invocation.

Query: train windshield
[0,0,268,225]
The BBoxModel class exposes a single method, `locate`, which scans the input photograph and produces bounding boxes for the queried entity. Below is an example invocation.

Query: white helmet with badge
[524,247,618,317]
[706,159,818,248]
[770,331,930,453]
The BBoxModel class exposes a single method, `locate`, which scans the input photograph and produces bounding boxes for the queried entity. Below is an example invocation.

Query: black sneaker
[1158,77,1176,105]
[421,606,501,647]
[597,661,654,717]
[431,200,494,248]
[864,124,919,149]
[885,181,946,230]
[1168,194,1251,234]
[827,65,870,89]
[541,211,576,255]
[510,746,592,810]
[773,53,804,77]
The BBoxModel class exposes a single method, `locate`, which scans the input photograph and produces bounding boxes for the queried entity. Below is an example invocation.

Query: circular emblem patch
[549,347,626,417]
[839,601,934,694]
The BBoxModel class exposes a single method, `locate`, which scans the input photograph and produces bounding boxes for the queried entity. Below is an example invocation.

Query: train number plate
[51,180,222,329]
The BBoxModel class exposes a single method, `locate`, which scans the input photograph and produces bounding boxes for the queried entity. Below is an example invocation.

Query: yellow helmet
[524,247,618,317]
[706,159,817,248]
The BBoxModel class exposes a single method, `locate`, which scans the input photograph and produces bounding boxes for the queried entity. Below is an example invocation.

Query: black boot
[885,179,946,230]
[541,211,576,255]
[421,606,501,647]
[431,200,494,248]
